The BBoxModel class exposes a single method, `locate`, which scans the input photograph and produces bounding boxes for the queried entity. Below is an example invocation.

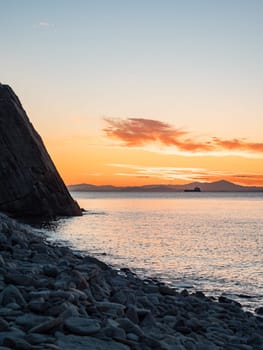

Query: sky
[1,0,263,186]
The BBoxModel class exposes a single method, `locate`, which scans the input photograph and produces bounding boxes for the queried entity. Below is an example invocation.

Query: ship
[184,187,201,192]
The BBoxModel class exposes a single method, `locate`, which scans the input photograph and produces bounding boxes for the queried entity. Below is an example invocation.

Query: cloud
[39,21,50,27]
[103,117,263,155]
[104,117,186,145]
[213,138,263,153]
[36,21,55,29]
[108,163,263,185]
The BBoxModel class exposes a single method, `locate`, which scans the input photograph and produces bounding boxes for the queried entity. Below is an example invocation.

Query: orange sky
[44,116,263,187]
[2,1,263,187]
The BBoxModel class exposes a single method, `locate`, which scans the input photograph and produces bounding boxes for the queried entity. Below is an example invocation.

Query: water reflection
[47,192,263,311]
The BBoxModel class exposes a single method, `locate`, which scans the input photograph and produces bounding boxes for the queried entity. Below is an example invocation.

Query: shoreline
[0,213,263,350]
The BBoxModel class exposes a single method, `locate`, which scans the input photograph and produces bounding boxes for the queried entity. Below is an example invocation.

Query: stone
[255,306,263,315]
[16,314,54,331]
[43,265,60,278]
[103,325,126,339]
[95,301,125,317]
[25,333,56,345]
[0,84,82,218]
[126,305,139,324]
[28,317,63,334]
[0,285,26,306]
[3,337,31,350]
[64,317,101,335]
[0,330,26,346]
[56,334,130,350]
[116,318,145,337]
[159,285,177,296]
[4,272,36,286]
[0,318,9,331]
[33,345,63,350]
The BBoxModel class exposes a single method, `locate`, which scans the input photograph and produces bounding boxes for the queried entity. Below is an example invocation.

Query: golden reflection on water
[52,192,263,310]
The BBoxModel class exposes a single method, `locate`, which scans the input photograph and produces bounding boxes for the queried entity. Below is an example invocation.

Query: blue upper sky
[1,0,263,140]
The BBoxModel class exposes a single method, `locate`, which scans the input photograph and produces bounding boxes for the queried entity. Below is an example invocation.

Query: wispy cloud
[103,118,263,155]
[36,21,55,29]
[39,21,50,27]
[108,163,263,185]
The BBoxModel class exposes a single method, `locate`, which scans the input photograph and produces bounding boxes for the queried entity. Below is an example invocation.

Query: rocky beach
[0,212,263,350]
[0,84,262,349]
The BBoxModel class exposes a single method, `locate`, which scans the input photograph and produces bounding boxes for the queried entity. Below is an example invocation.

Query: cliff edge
[0,84,82,217]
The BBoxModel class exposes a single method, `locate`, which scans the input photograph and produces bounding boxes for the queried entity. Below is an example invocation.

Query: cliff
[0,84,82,217]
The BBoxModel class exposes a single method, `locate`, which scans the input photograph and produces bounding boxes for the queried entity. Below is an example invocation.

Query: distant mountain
[68,180,263,192]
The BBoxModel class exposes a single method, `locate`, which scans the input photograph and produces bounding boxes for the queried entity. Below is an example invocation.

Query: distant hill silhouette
[68,180,263,192]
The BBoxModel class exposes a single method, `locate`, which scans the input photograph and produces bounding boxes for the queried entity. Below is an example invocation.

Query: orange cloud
[103,118,186,146]
[103,118,263,154]
[213,138,263,153]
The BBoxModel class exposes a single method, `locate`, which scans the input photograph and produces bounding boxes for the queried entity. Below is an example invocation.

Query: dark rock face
[0,84,82,217]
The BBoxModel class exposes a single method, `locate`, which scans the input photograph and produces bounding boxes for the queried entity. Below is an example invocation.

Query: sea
[44,192,263,312]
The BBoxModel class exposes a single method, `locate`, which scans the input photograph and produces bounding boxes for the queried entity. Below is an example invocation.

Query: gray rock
[0,318,9,331]
[0,255,5,267]
[16,314,54,331]
[28,299,47,313]
[159,285,177,296]
[0,330,26,346]
[25,333,56,345]
[95,301,125,317]
[255,306,263,315]
[56,334,130,350]
[0,285,26,306]
[103,325,126,339]
[4,272,35,286]
[28,316,63,334]
[126,305,139,324]
[31,345,62,350]
[3,337,31,350]
[0,84,82,218]
[117,318,145,337]
[64,317,101,335]
[43,265,60,278]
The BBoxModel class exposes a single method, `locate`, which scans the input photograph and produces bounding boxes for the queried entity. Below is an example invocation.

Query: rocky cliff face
[0,84,82,217]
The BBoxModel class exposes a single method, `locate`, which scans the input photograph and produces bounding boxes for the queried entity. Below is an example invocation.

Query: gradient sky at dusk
[1,0,263,186]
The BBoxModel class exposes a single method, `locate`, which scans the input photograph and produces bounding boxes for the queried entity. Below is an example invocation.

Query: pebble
[0,212,262,350]
[64,316,101,335]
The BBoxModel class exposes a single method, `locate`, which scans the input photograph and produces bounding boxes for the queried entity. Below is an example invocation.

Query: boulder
[0,84,81,217]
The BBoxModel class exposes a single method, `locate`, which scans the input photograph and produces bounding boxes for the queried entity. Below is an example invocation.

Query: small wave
[83,210,107,215]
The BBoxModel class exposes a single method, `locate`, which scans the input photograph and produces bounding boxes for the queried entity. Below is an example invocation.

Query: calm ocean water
[47,192,263,312]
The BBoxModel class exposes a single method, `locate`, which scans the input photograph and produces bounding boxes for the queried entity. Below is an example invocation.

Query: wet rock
[159,285,177,296]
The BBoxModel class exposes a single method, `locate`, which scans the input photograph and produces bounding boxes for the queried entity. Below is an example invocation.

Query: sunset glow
[1,1,263,187]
